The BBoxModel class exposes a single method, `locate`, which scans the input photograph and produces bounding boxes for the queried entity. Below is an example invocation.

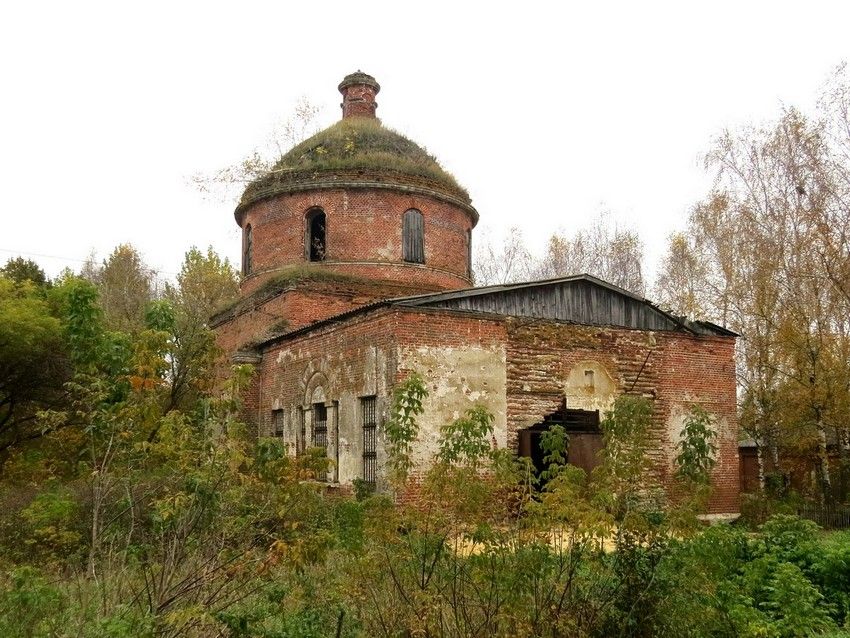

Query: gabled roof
[257,273,737,349]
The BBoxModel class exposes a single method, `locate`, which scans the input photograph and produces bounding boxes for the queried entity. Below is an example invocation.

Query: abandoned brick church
[211,72,740,515]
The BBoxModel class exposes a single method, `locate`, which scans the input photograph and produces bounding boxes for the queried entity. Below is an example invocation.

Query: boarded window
[312,403,328,450]
[272,409,284,437]
[306,209,326,261]
[402,209,425,264]
[243,224,253,275]
[361,396,378,484]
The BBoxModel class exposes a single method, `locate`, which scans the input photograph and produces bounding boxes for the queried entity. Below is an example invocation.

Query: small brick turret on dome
[339,71,380,119]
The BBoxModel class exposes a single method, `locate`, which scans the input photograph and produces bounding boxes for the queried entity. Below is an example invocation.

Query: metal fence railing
[796,502,850,529]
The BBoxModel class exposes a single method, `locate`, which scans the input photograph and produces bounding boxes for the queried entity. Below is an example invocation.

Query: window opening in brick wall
[298,407,306,455]
[272,409,284,437]
[361,396,378,484]
[312,403,328,450]
[331,400,339,483]
[242,224,253,275]
[402,209,425,264]
[306,209,326,261]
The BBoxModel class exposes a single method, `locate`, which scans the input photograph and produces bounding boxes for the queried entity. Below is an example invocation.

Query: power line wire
[0,247,179,277]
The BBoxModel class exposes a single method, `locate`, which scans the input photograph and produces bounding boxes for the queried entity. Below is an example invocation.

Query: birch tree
[656,67,850,499]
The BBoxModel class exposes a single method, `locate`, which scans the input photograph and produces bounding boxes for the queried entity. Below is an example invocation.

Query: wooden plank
[426,278,687,332]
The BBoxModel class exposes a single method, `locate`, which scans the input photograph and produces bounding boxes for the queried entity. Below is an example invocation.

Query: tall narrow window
[361,396,377,484]
[243,224,253,275]
[402,209,425,264]
[298,408,306,455]
[272,409,284,437]
[306,209,326,262]
[312,403,328,450]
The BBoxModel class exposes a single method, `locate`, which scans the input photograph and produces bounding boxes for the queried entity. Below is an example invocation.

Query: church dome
[237,73,474,222]
[231,72,478,302]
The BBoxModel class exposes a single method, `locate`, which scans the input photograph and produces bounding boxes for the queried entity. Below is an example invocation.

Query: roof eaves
[256,298,394,349]
[693,320,740,337]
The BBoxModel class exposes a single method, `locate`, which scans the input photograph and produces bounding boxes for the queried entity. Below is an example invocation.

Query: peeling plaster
[665,402,728,472]
[399,344,508,468]
[564,360,618,414]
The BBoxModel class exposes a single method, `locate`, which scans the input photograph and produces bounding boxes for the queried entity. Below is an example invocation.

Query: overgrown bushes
[2,269,847,636]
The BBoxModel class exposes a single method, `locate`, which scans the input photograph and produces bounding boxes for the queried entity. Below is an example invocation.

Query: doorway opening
[518,400,603,485]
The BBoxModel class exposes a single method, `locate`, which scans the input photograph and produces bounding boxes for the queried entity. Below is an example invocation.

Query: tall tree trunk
[817,423,832,502]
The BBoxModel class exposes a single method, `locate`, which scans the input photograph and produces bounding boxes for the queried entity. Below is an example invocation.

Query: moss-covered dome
[277,118,466,195]
[237,117,473,216]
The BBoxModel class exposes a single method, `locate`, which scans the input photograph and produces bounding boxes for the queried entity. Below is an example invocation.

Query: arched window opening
[243,224,253,275]
[306,209,326,262]
[402,209,425,264]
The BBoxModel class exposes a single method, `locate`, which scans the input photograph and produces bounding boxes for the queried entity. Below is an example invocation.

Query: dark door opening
[518,402,603,485]
[518,425,551,477]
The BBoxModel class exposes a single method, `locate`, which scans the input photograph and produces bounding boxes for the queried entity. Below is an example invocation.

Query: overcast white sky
[1,1,848,285]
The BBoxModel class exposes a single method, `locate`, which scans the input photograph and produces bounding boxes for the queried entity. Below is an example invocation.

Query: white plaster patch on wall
[362,345,379,397]
[310,385,326,404]
[564,360,618,415]
[376,240,396,260]
[399,344,508,469]
[335,390,360,483]
[713,417,731,469]
[665,402,725,471]
[666,406,688,466]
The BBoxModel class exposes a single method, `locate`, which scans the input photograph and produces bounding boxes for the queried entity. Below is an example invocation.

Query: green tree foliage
[384,373,427,485]
[596,395,655,520]
[1,333,848,636]
[539,423,568,483]
[0,257,48,288]
[159,247,239,413]
[436,405,494,470]
[2,247,848,636]
[675,404,718,486]
[167,246,239,323]
[90,244,154,333]
[0,277,66,454]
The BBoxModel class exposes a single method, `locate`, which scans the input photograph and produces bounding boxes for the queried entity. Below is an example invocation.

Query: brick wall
[252,306,739,514]
[213,278,436,354]
[255,309,401,484]
[502,318,738,514]
[655,333,740,514]
[238,187,474,297]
